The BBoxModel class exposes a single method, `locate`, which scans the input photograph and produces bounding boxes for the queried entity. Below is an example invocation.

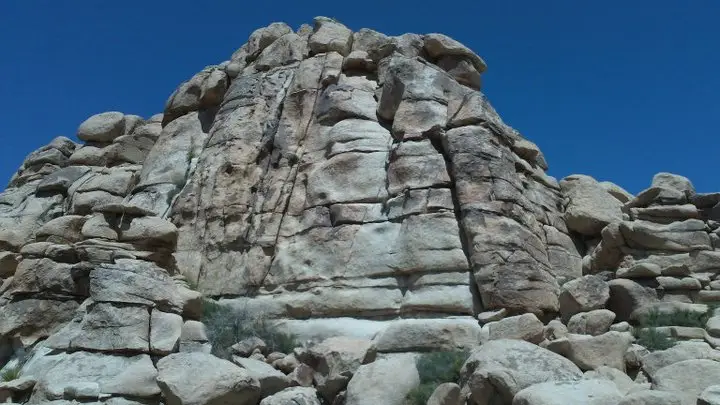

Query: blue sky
[1,1,717,194]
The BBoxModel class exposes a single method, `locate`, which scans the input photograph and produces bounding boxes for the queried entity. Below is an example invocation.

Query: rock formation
[1,16,720,405]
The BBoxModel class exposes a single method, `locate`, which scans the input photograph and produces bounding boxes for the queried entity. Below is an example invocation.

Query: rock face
[2,15,720,405]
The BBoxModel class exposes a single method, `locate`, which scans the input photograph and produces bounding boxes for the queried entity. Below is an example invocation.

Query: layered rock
[2,16,720,405]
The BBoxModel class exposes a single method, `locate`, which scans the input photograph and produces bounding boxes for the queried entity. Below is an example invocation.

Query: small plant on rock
[641,308,709,328]
[406,350,469,405]
[635,327,676,351]
[201,299,298,360]
[1,365,21,382]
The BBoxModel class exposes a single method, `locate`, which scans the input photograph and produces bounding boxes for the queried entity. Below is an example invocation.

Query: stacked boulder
[0,15,719,405]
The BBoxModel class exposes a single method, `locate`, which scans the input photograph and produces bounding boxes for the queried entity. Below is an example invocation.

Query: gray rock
[157,352,261,405]
[560,175,624,236]
[345,353,419,405]
[0,251,17,278]
[77,112,126,142]
[607,279,658,322]
[559,275,610,321]
[567,310,616,336]
[583,366,635,395]
[546,331,633,371]
[462,339,582,405]
[233,357,292,397]
[641,341,720,377]
[423,33,487,73]
[373,319,481,352]
[652,172,695,196]
[23,351,159,401]
[699,385,720,405]
[260,387,323,405]
[233,337,268,357]
[303,336,376,401]
[599,181,634,203]
[512,379,622,405]
[427,383,462,405]
[617,391,683,405]
[309,17,353,56]
[487,313,544,343]
[653,359,720,405]
[150,310,183,355]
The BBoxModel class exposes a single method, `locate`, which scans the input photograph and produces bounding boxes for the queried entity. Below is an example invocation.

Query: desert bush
[640,308,709,328]
[406,350,469,405]
[201,300,298,360]
[635,327,676,351]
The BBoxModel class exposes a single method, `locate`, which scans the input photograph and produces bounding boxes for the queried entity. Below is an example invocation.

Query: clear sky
[1,1,718,194]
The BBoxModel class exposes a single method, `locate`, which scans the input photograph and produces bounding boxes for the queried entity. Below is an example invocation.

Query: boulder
[23,351,159,401]
[559,275,610,321]
[232,357,291,397]
[567,310,616,336]
[607,279,658,322]
[617,391,683,405]
[232,337,268,357]
[583,366,635,395]
[641,341,720,377]
[157,352,261,405]
[260,387,322,405]
[560,175,623,236]
[309,17,353,56]
[428,383,462,405]
[512,379,622,405]
[599,181,634,203]
[345,353,419,405]
[699,385,720,405]
[653,359,720,405]
[486,313,544,343]
[77,112,126,142]
[461,339,582,405]
[303,336,376,401]
[652,173,695,196]
[373,319,481,352]
[546,332,633,371]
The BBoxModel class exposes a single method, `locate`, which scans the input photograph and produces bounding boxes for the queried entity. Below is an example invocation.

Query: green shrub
[406,350,469,405]
[1,366,21,382]
[640,309,709,328]
[635,327,676,352]
[201,300,298,359]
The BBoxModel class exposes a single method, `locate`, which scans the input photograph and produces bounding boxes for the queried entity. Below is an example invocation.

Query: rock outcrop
[1,15,720,405]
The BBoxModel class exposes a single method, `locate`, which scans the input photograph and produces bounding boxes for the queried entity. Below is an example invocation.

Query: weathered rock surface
[1,17,720,405]
[157,352,261,405]
[462,339,582,405]
[512,379,622,405]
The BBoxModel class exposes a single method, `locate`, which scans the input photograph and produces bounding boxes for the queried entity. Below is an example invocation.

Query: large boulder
[652,359,720,405]
[641,341,720,378]
[22,351,159,402]
[559,275,610,321]
[345,353,419,405]
[546,332,633,371]
[652,173,695,197]
[618,391,683,405]
[512,379,622,405]
[156,352,261,405]
[486,313,544,343]
[77,112,126,142]
[607,279,658,322]
[232,357,291,397]
[567,310,616,336]
[560,175,623,236]
[461,339,582,405]
[260,387,323,405]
